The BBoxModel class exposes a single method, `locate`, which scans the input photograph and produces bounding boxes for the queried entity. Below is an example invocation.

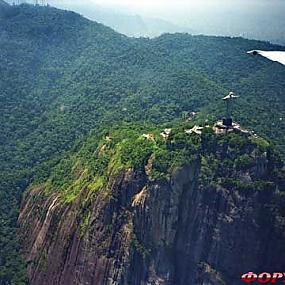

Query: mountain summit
[19,123,285,285]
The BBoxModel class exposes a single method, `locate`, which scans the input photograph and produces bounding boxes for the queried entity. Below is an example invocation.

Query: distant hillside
[50,3,188,37]
[0,3,285,284]
[6,1,285,44]
[102,14,185,38]
[188,6,285,46]
[80,9,187,38]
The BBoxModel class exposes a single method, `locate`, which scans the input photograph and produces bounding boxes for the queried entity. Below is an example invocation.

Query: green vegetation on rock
[38,123,201,203]
[33,122,283,208]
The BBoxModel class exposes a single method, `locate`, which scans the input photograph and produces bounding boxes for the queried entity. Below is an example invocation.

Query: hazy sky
[45,0,285,44]
[50,0,284,11]
[49,0,285,24]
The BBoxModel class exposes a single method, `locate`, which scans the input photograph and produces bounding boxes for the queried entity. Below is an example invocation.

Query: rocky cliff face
[19,125,285,285]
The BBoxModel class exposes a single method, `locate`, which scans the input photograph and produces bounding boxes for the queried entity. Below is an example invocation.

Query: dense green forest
[0,2,285,284]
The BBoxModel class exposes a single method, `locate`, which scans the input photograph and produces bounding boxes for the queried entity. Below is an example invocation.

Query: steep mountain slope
[19,123,285,285]
[0,3,285,284]
[0,4,131,283]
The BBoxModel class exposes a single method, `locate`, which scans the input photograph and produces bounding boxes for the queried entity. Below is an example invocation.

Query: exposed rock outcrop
[19,126,285,285]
